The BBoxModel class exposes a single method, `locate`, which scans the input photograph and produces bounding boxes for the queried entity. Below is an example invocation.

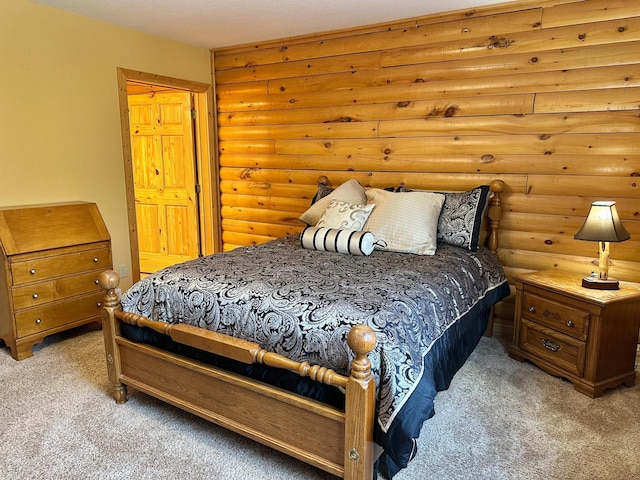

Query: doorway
[117,68,220,282]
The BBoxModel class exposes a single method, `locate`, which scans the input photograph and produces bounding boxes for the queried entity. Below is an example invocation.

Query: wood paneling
[212,0,640,326]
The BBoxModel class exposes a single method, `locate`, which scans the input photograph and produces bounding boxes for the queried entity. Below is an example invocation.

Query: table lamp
[574,201,630,289]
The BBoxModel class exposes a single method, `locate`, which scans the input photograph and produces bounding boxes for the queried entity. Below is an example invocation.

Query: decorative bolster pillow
[300,226,376,256]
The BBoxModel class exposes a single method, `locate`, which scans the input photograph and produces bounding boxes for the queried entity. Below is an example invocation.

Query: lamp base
[582,276,619,290]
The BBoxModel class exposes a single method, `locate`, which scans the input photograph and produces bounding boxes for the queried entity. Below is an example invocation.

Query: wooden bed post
[99,270,128,403]
[484,179,505,337]
[487,180,504,255]
[343,325,377,480]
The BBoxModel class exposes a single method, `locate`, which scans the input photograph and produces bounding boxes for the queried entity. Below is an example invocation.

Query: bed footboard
[99,270,377,480]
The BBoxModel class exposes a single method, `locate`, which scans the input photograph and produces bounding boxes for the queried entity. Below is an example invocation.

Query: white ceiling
[31,0,501,49]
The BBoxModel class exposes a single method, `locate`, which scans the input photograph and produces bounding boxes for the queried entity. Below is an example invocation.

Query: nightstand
[508,269,640,398]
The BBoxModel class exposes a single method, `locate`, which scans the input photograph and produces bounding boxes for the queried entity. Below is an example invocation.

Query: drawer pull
[567,320,574,328]
[35,318,42,324]
[542,310,561,321]
[528,306,536,313]
[32,293,39,299]
[95,279,99,285]
[30,268,36,275]
[93,257,99,263]
[96,302,102,308]
[542,338,560,352]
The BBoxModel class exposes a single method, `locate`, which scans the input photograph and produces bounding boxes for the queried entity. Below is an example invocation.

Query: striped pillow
[300,227,376,256]
[363,188,445,255]
[396,185,490,251]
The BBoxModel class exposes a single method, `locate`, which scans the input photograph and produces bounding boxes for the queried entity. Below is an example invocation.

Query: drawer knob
[32,293,38,299]
[30,268,36,275]
[93,257,99,263]
[35,318,42,324]
[96,302,102,308]
[542,338,560,352]
[566,320,574,328]
[528,306,536,313]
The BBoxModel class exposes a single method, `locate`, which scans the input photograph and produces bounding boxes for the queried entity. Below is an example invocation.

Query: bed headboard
[315,176,505,254]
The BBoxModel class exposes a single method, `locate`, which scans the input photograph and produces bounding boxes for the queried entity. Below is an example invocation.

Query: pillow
[299,179,367,225]
[300,227,376,256]
[310,184,334,205]
[309,183,395,206]
[316,200,375,230]
[395,185,490,251]
[363,188,445,255]
[437,185,490,252]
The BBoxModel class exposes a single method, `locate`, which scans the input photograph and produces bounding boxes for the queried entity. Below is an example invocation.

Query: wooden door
[128,91,201,276]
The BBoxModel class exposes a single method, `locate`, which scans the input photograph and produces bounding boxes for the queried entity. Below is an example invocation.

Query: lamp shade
[574,201,630,242]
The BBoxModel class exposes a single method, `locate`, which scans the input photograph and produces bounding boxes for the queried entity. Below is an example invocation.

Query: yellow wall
[0,0,212,290]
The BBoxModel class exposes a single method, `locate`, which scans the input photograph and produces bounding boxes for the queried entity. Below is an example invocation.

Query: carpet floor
[1,327,638,479]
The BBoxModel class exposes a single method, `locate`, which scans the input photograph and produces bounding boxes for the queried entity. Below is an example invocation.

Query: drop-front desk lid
[0,201,110,256]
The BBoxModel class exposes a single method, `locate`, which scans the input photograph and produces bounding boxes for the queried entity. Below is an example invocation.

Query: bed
[99,178,509,480]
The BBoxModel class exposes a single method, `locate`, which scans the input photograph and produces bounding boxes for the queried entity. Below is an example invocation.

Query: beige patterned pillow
[316,200,375,230]
[299,179,367,225]
[363,188,445,255]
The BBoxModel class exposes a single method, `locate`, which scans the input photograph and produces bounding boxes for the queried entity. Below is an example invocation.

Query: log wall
[212,0,640,326]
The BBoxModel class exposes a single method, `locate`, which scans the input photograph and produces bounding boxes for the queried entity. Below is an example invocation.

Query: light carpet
[1,327,638,479]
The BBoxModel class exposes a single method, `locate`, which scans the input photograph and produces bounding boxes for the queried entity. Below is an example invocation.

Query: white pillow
[299,179,367,225]
[316,200,375,230]
[363,188,445,255]
[300,227,376,256]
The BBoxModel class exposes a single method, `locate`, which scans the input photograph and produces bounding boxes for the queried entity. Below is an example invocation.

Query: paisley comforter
[120,234,509,477]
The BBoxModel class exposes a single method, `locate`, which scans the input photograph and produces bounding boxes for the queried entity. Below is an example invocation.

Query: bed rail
[99,269,378,479]
[100,270,375,389]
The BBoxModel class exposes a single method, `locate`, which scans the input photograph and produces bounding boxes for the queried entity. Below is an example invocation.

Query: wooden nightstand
[508,269,640,398]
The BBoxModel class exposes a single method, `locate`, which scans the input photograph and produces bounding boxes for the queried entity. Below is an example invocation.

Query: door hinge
[191,108,197,120]
[195,184,201,194]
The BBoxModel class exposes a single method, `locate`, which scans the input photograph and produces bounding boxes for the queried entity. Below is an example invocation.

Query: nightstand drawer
[11,270,102,309]
[15,291,104,337]
[519,319,586,377]
[522,291,590,340]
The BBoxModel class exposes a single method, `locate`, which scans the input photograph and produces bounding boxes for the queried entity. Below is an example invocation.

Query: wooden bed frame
[99,179,504,480]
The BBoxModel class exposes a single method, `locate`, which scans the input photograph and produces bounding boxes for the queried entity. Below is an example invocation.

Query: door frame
[117,67,220,282]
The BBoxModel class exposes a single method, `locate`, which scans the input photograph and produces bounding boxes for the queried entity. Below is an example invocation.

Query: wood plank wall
[211,0,640,327]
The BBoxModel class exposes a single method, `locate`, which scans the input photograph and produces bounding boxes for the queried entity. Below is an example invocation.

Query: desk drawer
[518,319,586,377]
[15,291,104,337]
[522,291,590,340]
[11,246,111,285]
[12,271,102,309]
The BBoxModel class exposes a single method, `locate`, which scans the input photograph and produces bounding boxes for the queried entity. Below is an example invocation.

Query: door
[128,91,201,276]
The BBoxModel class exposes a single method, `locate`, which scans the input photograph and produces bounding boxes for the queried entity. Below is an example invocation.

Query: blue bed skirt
[376,280,510,478]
